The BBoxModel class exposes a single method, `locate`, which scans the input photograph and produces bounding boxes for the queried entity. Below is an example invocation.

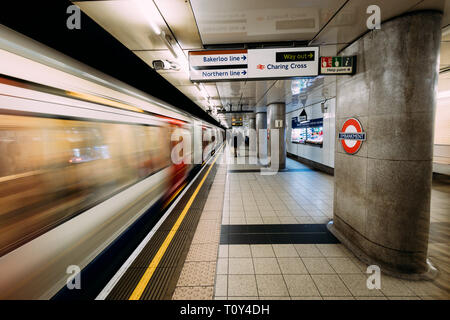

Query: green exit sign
[332,57,342,67]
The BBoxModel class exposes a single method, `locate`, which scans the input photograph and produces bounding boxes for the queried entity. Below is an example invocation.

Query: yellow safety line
[129,145,223,300]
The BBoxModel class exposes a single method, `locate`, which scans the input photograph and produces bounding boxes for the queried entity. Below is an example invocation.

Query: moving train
[0,25,224,299]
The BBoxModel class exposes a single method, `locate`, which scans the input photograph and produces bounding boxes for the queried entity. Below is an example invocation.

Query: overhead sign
[189,47,319,81]
[189,50,248,81]
[320,56,356,75]
[232,117,243,126]
[247,47,319,79]
[299,109,308,122]
[292,117,322,129]
[338,118,366,154]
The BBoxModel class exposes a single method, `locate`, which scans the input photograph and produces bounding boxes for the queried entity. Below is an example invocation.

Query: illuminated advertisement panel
[306,126,323,145]
[291,128,307,144]
[292,117,323,146]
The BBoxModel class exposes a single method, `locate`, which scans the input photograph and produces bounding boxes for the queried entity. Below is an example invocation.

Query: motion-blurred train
[0,25,224,299]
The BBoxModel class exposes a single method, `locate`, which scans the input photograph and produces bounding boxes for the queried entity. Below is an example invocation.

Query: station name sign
[189,47,319,82]
[339,118,366,154]
[320,56,356,75]
[338,132,366,140]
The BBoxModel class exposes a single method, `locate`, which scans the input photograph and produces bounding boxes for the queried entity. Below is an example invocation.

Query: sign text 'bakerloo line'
[188,47,319,81]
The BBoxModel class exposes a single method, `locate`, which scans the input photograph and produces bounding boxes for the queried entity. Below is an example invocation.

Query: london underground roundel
[338,118,366,154]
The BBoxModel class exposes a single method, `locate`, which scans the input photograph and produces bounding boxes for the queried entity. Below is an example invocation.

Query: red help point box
[321,57,332,68]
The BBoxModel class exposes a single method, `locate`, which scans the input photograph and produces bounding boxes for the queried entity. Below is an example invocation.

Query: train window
[0,130,20,177]
[158,126,171,168]
[0,127,44,177]
[134,126,154,178]
[66,126,109,163]
[147,126,166,171]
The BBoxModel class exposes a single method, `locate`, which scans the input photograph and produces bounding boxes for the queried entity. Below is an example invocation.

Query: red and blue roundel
[338,118,366,154]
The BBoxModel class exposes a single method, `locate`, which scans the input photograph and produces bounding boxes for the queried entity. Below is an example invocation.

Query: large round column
[256,110,267,162]
[248,117,256,129]
[248,116,256,159]
[329,11,442,278]
[267,102,286,170]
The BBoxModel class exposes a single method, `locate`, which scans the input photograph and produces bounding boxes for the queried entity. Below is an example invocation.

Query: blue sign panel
[292,117,323,129]
[292,116,300,128]
[338,132,366,140]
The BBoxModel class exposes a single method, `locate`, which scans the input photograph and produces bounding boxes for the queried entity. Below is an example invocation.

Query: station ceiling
[74,0,450,128]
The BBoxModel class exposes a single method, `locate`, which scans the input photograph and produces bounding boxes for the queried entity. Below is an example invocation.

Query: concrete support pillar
[256,111,267,162]
[248,117,256,130]
[267,103,286,170]
[248,117,256,159]
[329,11,442,278]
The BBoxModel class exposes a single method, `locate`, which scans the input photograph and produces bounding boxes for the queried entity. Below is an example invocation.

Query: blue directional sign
[189,49,249,81]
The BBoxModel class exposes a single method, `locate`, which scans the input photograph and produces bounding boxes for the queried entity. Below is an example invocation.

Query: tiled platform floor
[222,159,333,225]
[173,151,450,300]
[214,243,448,300]
[172,151,226,300]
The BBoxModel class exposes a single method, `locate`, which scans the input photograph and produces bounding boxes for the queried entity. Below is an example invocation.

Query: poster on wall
[291,117,323,147]
[306,118,323,146]
[291,128,307,144]
[306,126,323,145]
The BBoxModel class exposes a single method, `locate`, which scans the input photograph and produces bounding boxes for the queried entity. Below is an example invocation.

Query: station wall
[285,91,448,176]
[434,93,450,175]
